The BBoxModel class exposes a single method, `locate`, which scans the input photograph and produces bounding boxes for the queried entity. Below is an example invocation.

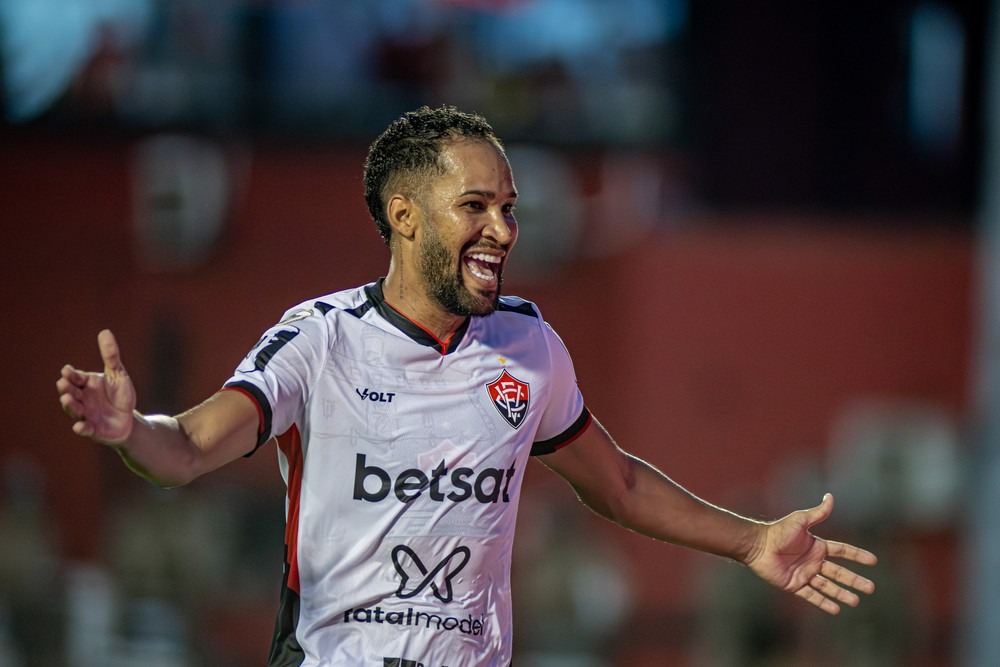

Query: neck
[382,268,466,342]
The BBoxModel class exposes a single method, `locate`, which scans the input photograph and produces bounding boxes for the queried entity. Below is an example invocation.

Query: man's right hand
[57,329,137,445]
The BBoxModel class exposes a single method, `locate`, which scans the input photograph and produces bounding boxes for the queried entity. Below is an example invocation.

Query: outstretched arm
[538,417,876,615]
[57,329,261,487]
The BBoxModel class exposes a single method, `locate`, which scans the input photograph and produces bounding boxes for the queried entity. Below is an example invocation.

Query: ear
[386,194,419,241]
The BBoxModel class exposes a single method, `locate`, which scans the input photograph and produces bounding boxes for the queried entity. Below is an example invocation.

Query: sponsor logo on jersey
[392,545,470,603]
[343,605,487,638]
[486,369,529,429]
[356,387,396,403]
[352,454,516,504]
[342,546,488,647]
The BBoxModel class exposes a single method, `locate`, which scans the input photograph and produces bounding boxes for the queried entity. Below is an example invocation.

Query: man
[57,106,876,667]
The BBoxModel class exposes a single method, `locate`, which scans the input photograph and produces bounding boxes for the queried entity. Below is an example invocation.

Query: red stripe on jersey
[277,426,304,594]
[219,385,265,437]
[553,410,593,451]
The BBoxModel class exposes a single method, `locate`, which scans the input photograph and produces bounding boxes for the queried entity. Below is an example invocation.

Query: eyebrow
[460,189,518,200]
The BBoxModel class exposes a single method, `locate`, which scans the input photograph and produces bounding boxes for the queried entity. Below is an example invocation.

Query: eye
[462,200,485,211]
[502,203,517,215]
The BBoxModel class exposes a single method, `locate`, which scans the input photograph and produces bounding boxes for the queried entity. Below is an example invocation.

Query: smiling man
[57,106,877,667]
[368,117,519,329]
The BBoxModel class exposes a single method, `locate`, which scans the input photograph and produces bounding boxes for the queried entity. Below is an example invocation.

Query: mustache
[464,241,508,255]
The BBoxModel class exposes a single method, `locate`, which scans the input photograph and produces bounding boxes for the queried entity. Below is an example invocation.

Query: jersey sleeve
[222,305,329,454]
[530,320,591,456]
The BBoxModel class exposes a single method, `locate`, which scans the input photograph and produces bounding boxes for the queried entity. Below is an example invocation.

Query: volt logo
[392,545,471,603]
[356,387,396,403]
[486,369,529,429]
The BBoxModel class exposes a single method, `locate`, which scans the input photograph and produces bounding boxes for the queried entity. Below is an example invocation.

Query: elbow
[145,464,201,489]
[151,463,199,489]
[115,445,200,489]
[574,487,630,528]
[577,460,639,527]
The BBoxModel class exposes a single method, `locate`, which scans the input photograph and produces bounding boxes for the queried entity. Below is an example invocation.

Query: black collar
[362,278,470,355]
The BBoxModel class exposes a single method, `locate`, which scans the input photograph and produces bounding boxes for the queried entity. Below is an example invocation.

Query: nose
[483,209,515,246]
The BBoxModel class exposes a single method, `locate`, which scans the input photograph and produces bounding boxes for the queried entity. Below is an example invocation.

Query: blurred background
[0,0,996,665]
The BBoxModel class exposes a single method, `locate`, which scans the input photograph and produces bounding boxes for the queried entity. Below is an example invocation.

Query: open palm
[746,494,877,615]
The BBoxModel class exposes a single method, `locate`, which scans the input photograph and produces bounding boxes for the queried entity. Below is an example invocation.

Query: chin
[458,297,499,318]
[454,288,501,317]
[472,300,499,318]
[462,278,503,316]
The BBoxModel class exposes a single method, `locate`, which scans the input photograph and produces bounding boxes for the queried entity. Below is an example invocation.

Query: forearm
[542,419,877,614]
[542,419,768,564]
[112,390,260,488]
[580,454,766,564]
[113,412,204,488]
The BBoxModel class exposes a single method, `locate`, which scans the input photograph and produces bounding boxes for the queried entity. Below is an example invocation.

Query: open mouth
[463,251,502,287]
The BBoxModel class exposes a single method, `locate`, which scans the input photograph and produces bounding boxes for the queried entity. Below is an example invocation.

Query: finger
[59,364,89,389]
[826,540,879,567]
[811,574,861,608]
[72,419,95,438]
[57,371,93,409]
[794,584,841,616]
[98,329,127,377]
[820,560,876,595]
[56,375,80,398]
[59,392,83,420]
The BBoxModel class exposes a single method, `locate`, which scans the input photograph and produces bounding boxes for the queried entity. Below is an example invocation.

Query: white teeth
[468,252,500,264]
[464,251,501,284]
[467,261,495,281]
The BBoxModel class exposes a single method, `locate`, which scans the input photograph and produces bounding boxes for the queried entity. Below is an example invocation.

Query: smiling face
[412,138,519,317]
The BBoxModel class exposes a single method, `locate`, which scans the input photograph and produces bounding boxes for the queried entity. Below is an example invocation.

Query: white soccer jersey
[223,279,591,667]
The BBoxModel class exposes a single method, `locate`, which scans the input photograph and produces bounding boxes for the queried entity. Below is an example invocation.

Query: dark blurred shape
[2,0,985,220]
[688,1,986,217]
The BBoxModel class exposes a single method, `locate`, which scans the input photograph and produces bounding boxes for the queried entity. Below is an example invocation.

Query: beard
[419,225,501,318]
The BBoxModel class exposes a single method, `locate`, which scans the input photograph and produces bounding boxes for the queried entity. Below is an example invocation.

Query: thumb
[801,493,834,530]
[97,329,128,377]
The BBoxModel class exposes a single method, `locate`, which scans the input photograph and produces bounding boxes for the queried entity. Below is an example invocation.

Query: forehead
[435,139,514,189]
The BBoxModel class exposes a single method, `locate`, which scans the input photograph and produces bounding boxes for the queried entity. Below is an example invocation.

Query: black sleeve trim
[496,299,539,318]
[222,380,274,456]
[530,406,592,456]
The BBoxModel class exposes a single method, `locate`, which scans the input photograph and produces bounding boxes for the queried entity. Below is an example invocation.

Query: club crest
[486,369,529,429]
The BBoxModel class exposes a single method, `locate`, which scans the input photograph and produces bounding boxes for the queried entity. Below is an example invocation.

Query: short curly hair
[363,105,504,245]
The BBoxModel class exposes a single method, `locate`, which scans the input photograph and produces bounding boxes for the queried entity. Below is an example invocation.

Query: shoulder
[483,295,570,353]
[495,295,541,319]
[496,295,576,360]
[249,284,374,360]
[484,295,549,340]
[275,283,373,325]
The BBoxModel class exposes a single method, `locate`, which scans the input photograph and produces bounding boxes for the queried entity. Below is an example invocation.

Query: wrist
[738,519,770,566]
